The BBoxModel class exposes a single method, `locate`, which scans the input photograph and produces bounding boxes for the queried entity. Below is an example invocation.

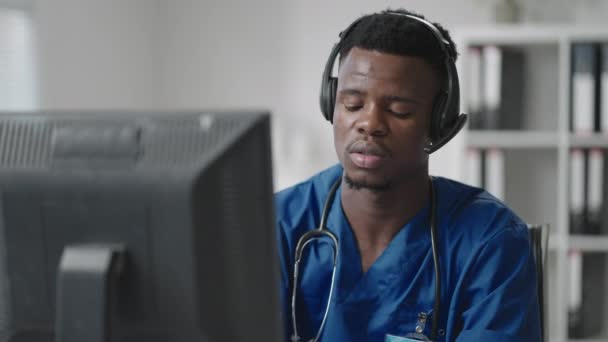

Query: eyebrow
[338,88,364,97]
[338,88,420,104]
[384,95,420,105]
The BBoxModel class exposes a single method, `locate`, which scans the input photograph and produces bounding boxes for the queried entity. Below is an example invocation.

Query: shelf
[570,134,608,148]
[456,25,608,46]
[568,235,608,252]
[467,131,559,149]
[455,25,561,45]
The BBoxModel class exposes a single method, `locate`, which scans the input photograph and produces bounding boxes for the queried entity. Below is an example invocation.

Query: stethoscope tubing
[428,179,440,340]
[291,177,441,341]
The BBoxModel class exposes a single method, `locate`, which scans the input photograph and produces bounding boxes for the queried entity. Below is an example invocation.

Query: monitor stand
[55,244,126,342]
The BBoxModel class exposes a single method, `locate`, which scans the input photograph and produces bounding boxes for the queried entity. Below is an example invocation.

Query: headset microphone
[424,113,468,154]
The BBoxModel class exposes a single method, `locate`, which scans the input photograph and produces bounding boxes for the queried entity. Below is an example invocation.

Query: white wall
[520,0,608,23]
[32,0,164,110]
[161,0,296,189]
[0,8,36,110]
[25,0,608,189]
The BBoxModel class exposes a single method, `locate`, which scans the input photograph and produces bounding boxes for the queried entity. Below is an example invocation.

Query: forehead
[337,47,438,97]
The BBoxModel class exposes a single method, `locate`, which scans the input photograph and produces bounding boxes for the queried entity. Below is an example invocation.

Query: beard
[343,174,391,193]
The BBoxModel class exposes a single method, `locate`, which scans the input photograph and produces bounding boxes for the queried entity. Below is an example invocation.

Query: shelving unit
[455,25,608,342]
[468,131,559,148]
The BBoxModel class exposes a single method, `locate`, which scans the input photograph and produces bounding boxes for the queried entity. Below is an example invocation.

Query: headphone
[319,12,468,154]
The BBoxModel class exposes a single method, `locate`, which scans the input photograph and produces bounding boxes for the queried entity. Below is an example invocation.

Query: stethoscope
[290,177,442,342]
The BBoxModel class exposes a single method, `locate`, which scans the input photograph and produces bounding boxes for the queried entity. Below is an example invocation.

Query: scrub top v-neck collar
[324,183,432,305]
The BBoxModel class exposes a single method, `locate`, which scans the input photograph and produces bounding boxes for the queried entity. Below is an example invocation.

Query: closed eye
[385,95,418,117]
[344,104,363,112]
[388,109,413,117]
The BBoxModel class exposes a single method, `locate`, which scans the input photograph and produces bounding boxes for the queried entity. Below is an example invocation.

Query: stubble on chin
[343,173,391,193]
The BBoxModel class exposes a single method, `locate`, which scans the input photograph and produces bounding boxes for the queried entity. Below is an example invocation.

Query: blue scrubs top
[275,165,540,341]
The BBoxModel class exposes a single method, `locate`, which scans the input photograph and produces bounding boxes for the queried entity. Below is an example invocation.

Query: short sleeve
[455,222,541,341]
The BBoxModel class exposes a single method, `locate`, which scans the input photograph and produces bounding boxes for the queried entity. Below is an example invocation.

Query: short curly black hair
[339,8,458,81]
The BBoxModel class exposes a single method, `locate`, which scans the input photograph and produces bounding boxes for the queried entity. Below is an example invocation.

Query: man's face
[333,47,439,190]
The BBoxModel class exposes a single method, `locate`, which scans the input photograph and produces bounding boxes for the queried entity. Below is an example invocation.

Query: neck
[341,170,431,246]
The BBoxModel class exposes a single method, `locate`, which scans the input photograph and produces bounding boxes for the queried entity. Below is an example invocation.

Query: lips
[347,141,389,169]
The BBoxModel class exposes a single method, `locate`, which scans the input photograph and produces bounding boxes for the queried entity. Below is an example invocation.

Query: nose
[355,103,388,137]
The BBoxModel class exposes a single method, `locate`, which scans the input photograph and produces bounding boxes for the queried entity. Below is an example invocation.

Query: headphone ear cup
[426,62,466,154]
[326,77,338,123]
[428,92,447,146]
[320,42,342,123]
[320,75,330,121]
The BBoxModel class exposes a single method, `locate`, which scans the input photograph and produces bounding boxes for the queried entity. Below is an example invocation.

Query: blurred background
[1,0,608,341]
[1,0,606,189]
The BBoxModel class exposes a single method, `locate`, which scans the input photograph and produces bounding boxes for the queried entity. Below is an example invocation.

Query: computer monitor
[0,111,282,342]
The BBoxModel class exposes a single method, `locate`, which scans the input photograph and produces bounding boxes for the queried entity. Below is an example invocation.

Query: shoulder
[275,164,343,231]
[434,177,529,250]
[274,164,343,270]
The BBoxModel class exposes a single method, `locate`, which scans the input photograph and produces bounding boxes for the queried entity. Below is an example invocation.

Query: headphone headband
[319,12,467,154]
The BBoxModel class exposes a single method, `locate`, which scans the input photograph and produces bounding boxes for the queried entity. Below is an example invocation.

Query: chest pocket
[389,302,437,341]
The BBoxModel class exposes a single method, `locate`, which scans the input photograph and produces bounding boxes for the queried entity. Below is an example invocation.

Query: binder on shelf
[568,249,583,336]
[600,43,608,133]
[498,47,525,130]
[485,148,505,201]
[569,149,585,234]
[569,250,607,338]
[601,148,608,236]
[482,45,502,130]
[467,45,526,131]
[571,43,598,134]
[582,252,607,337]
[467,46,483,129]
[586,148,603,234]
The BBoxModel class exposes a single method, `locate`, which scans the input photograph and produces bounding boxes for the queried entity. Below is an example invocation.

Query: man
[275,8,540,341]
